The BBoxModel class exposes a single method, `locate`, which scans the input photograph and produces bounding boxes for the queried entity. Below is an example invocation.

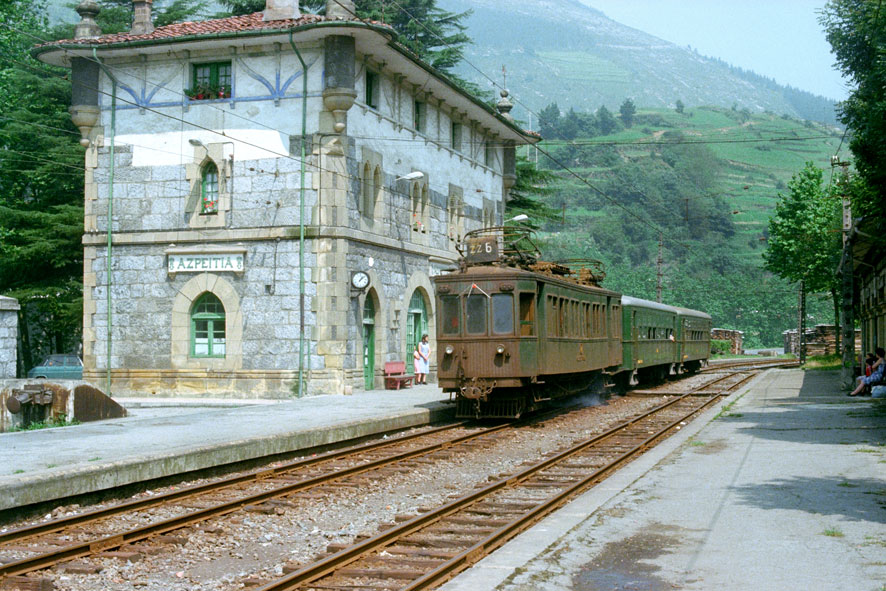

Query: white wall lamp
[396,171,424,181]
[505,213,529,223]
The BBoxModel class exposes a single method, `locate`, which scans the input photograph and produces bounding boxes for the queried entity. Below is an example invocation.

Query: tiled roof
[41,11,385,47]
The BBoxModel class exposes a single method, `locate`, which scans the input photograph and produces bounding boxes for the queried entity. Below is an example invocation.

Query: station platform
[0,386,452,512]
[443,368,886,591]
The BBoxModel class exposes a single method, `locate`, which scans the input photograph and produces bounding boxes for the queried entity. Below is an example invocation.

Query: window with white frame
[201,162,219,214]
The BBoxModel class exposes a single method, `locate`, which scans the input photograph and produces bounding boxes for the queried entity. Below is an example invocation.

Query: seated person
[849,347,885,396]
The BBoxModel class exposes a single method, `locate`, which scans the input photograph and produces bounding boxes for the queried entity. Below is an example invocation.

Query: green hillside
[530,106,841,347]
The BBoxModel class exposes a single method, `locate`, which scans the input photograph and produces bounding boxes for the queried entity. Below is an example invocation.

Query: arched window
[411,182,422,233]
[191,293,225,357]
[201,162,219,214]
[447,190,463,242]
[361,161,373,218]
[372,166,382,215]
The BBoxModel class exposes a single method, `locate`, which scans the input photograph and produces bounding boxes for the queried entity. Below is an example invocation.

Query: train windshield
[492,293,514,334]
[441,296,460,335]
[466,294,488,334]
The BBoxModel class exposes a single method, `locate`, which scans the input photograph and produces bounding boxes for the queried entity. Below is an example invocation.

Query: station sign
[167,253,244,274]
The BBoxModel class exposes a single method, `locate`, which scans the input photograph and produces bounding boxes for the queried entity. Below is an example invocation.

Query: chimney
[263,0,301,21]
[131,0,154,35]
[326,0,354,19]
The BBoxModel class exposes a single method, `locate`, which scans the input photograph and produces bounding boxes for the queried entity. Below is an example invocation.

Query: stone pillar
[311,134,352,394]
[0,296,20,379]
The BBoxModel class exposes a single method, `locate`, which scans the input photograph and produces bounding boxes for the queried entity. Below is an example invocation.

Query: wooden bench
[384,361,413,390]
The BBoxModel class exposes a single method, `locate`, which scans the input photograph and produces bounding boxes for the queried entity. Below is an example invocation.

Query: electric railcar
[432,227,711,419]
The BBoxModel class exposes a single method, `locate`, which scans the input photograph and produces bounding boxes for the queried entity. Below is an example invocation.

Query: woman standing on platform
[416,334,430,385]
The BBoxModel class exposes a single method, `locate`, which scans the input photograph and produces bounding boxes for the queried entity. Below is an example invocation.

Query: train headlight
[445,345,455,356]
[496,344,506,355]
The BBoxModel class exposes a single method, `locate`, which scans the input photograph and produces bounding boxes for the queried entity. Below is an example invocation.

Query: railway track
[254,370,755,591]
[0,422,507,581]
[703,358,798,372]
[0,367,762,590]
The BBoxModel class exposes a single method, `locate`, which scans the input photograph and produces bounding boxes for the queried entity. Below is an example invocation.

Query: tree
[595,105,619,135]
[505,156,558,230]
[0,0,84,373]
[619,98,636,128]
[50,0,209,37]
[763,162,843,347]
[675,99,685,114]
[820,0,886,220]
[221,0,471,74]
[537,102,560,139]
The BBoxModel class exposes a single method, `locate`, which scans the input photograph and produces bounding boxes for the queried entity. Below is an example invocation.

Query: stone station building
[35,0,538,398]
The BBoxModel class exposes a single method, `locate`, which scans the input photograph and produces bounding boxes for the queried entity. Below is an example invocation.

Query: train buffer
[384,361,414,390]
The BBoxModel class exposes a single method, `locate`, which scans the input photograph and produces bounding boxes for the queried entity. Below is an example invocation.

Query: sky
[582,0,849,100]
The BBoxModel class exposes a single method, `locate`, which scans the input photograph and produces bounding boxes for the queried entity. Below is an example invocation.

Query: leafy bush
[711,339,732,355]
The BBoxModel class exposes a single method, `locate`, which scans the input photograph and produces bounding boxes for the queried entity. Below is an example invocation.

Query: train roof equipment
[457,226,606,287]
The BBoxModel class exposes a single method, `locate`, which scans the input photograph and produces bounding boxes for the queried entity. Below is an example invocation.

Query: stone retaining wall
[0,296,19,379]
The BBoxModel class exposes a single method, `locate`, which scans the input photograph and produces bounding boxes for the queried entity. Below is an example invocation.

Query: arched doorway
[362,294,376,390]
[406,290,428,375]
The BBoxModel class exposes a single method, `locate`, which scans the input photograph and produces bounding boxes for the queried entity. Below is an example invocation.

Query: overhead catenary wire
[1,9,817,276]
[2,31,512,204]
[1,8,710,263]
[2,6,830,311]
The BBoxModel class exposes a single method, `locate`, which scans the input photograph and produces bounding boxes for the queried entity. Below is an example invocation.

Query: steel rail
[252,391,719,591]
[406,393,728,590]
[702,359,798,372]
[0,421,517,578]
[0,422,471,546]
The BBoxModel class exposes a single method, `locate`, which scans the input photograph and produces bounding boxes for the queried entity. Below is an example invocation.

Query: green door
[406,290,428,375]
[363,297,375,390]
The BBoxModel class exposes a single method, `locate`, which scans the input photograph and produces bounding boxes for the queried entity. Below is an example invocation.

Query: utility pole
[798,280,806,365]
[833,156,855,389]
[656,232,663,303]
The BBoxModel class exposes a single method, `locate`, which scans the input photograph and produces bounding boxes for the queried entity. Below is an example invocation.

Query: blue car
[27,354,83,380]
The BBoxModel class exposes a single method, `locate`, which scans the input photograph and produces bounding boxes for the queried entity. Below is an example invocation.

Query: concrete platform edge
[440,369,772,591]
[1,402,454,512]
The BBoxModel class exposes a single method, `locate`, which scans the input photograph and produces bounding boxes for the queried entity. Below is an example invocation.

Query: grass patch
[837,481,858,488]
[714,401,743,419]
[10,416,77,432]
[88,457,102,462]
[822,527,844,537]
[13,469,24,474]
[689,440,706,447]
[803,354,842,371]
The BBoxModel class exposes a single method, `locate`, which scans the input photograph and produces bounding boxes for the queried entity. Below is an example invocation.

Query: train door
[406,290,428,375]
[362,295,376,390]
[631,310,638,366]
